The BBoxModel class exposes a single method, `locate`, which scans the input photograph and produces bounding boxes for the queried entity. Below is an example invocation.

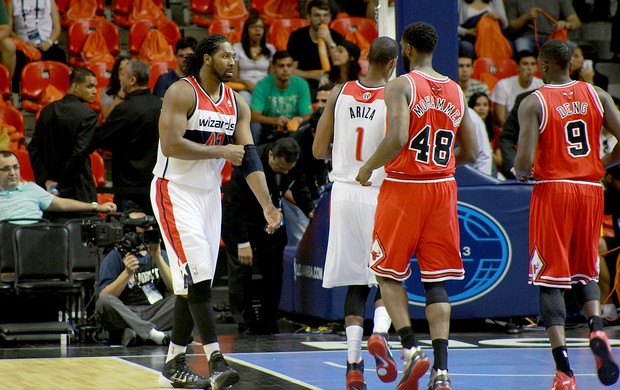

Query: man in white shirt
[467,107,493,176]
[491,51,544,126]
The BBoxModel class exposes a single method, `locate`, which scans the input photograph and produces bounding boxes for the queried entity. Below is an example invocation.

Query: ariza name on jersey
[412,95,462,127]
[556,101,588,119]
[349,105,376,120]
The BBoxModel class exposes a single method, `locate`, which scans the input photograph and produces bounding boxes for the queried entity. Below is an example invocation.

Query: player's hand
[238,246,253,266]
[356,165,373,186]
[123,253,139,274]
[263,205,283,234]
[222,144,246,166]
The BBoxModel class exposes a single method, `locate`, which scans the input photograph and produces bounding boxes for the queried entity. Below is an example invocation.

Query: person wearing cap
[319,40,362,87]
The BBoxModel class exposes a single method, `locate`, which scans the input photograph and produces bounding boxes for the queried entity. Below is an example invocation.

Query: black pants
[226,227,287,334]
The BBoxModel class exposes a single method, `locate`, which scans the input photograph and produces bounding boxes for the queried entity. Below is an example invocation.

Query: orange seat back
[261,0,301,25]
[14,149,35,182]
[190,0,214,14]
[114,0,165,27]
[330,17,377,59]
[221,160,233,187]
[267,18,310,51]
[0,64,11,101]
[208,19,244,44]
[148,61,170,91]
[129,19,182,55]
[212,0,248,22]
[472,57,518,81]
[20,61,71,112]
[138,30,176,68]
[0,105,25,140]
[67,19,120,61]
[89,151,106,187]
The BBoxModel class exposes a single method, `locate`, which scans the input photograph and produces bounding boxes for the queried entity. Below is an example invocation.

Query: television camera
[80,212,161,254]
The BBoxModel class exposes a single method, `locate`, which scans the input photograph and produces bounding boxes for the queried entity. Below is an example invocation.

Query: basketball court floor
[1,315,619,390]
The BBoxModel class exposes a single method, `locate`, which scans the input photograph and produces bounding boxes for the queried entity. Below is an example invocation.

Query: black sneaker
[158,353,212,389]
[122,328,137,347]
[209,351,240,389]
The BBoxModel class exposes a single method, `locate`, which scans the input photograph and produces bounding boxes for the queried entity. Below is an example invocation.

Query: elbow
[465,149,479,164]
[160,141,178,157]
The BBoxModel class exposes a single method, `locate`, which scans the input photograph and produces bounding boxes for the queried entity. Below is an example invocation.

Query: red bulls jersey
[153,77,238,190]
[385,71,464,181]
[532,80,605,182]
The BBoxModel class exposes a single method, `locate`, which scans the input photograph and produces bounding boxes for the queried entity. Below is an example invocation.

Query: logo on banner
[404,202,512,306]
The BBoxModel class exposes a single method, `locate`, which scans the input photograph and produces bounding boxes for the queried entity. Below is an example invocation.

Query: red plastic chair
[113,0,166,27]
[0,105,25,140]
[267,18,310,51]
[14,149,35,182]
[213,0,249,23]
[148,61,170,92]
[89,151,106,187]
[330,17,377,59]
[208,19,245,45]
[20,61,72,113]
[472,57,518,81]
[67,19,120,66]
[84,61,112,112]
[260,0,301,26]
[0,64,11,101]
[129,19,182,55]
[249,0,268,14]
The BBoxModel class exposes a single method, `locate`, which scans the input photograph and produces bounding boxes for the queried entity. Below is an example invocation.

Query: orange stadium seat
[0,105,25,141]
[249,0,269,14]
[148,61,170,92]
[190,0,214,27]
[213,0,248,22]
[208,19,245,45]
[330,17,377,59]
[267,18,310,51]
[129,19,182,55]
[67,19,120,67]
[20,61,71,113]
[0,64,11,101]
[261,0,301,26]
[14,149,34,182]
[89,151,106,187]
[471,57,518,93]
[113,0,166,27]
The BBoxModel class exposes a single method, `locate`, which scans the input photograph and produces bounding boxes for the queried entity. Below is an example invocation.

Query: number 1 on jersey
[356,127,364,161]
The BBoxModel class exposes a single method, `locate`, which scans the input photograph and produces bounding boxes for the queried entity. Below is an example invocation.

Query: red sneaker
[589,330,619,385]
[346,359,367,390]
[367,333,398,383]
[550,370,577,390]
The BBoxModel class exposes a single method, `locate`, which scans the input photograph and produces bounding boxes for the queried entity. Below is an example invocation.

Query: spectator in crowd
[28,67,98,205]
[0,150,116,221]
[467,106,493,176]
[101,55,129,120]
[490,50,543,126]
[90,60,162,215]
[285,84,332,246]
[0,1,16,82]
[469,92,501,177]
[7,0,65,89]
[222,137,314,335]
[506,0,581,55]
[458,53,490,100]
[287,0,344,93]
[95,210,174,347]
[232,13,275,105]
[570,44,609,91]
[153,37,197,98]
[319,40,361,87]
[600,166,620,321]
[497,91,531,179]
[458,0,508,59]
[250,51,313,144]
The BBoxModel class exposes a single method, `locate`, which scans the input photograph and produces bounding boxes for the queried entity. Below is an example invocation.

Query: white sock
[372,306,392,334]
[602,303,617,318]
[149,328,166,344]
[203,342,220,359]
[166,342,187,363]
[346,325,363,363]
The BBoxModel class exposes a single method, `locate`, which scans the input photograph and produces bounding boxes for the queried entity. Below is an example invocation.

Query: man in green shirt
[250,51,313,144]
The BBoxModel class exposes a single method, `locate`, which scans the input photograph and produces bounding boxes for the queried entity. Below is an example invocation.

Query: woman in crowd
[101,55,129,120]
[570,45,609,91]
[232,14,275,104]
[319,40,360,87]
[469,91,501,177]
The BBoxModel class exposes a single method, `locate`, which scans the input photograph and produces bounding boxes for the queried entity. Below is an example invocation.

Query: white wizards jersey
[153,77,238,190]
[330,81,387,186]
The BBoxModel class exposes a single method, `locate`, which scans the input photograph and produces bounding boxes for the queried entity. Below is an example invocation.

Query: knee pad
[424,282,449,305]
[344,285,370,317]
[187,280,212,304]
[540,287,566,328]
[573,280,600,307]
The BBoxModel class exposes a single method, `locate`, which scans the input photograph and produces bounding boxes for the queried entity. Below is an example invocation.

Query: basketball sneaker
[427,368,452,390]
[345,359,367,390]
[158,353,212,389]
[208,351,240,389]
[550,370,577,390]
[397,346,430,390]
[367,333,398,382]
[589,330,619,385]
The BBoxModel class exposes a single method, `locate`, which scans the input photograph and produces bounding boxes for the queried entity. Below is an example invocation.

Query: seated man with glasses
[0,151,116,223]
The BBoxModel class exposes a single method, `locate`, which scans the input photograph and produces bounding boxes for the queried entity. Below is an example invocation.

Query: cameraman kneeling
[95,210,174,347]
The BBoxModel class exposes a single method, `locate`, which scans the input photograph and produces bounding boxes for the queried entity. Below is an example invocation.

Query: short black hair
[70,67,96,85]
[185,34,230,77]
[0,150,17,159]
[367,36,398,66]
[515,50,536,65]
[402,22,437,54]
[317,83,334,93]
[176,37,198,53]
[272,50,293,65]
[271,137,300,163]
[539,40,572,70]
[307,0,330,14]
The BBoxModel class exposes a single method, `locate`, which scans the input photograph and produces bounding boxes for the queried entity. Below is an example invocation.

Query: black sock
[170,296,194,346]
[587,315,604,332]
[397,326,418,350]
[552,346,572,376]
[432,339,449,371]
